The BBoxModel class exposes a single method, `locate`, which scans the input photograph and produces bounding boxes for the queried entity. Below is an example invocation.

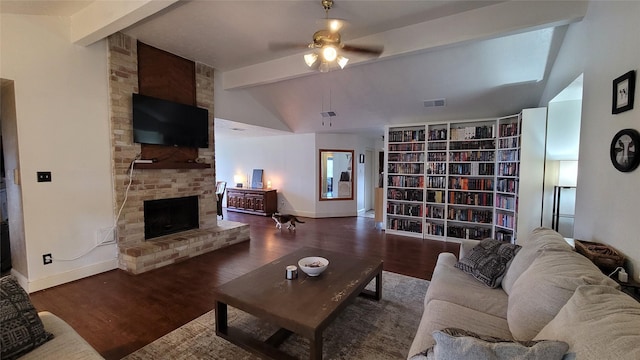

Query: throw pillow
[0,275,53,359]
[455,238,521,288]
[432,328,570,360]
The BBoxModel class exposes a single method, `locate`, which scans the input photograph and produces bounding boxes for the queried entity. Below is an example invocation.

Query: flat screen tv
[132,93,209,148]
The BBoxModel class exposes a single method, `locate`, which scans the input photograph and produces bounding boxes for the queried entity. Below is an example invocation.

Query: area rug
[123,271,429,360]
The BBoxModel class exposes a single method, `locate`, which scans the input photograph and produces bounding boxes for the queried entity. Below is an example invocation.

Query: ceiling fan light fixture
[337,55,349,69]
[304,53,319,67]
[322,46,338,62]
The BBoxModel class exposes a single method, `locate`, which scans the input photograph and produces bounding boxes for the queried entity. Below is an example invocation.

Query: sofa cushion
[502,228,573,295]
[431,328,569,360]
[426,252,508,319]
[19,312,104,360]
[0,276,54,359]
[534,285,640,360]
[507,250,620,340]
[455,238,521,288]
[408,299,512,359]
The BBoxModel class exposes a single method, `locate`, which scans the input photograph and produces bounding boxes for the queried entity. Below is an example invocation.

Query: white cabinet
[384,108,546,242]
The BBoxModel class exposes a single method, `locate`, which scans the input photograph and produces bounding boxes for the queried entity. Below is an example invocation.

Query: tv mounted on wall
[132,93,209,148]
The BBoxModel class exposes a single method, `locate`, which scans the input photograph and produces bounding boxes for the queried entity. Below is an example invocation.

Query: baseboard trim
[27,259,118,293]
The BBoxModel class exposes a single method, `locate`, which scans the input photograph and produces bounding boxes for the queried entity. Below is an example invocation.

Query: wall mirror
[319,149,354,201]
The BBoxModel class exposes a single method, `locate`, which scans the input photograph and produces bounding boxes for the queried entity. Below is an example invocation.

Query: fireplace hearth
[144,196,199,240]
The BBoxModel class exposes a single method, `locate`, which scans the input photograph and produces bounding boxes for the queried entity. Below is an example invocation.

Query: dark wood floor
[29,210,459,360]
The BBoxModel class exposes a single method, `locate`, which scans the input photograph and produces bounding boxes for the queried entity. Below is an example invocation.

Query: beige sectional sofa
[408,227,640,360]
[19,312,104,360]
[0,274,103,360]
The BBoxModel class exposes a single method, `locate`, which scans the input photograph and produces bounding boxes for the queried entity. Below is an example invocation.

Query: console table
[226,188,277,216]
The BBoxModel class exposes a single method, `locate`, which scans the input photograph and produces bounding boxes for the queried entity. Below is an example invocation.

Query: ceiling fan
[269,0,384,72]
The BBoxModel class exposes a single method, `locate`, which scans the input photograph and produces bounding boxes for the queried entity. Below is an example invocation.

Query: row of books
[450,150,495,162]
[495,230,514,243]
[388,143,425,152]
[428,152,447,161]
[427,176,447,189]
[425,222,445,236]
[496,194,517,210]
[447,208,493,223]
[387,202,422,217]
[496,179,518,193]
[387,188,423,202]
[449,177,494,191]
[388,152,425,162]
[427,163,447,175]
[498,137,519,149]
[428,128,448,140]
[498,149,519,161]
[496,213,515,228]
[389,129,426,143]
[388,163,424,175]
[498,163,519,177]
[447,225,492,240]
[450,139,495,150]
[428,142,448,150]
[427,190,446,203]
[449,163,495,176]
[499,122,519,137]
[450,125,495,140]
[386,218,422,233]
[426,205,445,219]
[449,191,494,206]
[388,175,424,188]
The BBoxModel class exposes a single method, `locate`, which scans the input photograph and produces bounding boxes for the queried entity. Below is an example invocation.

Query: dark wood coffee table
[214,247,383,360]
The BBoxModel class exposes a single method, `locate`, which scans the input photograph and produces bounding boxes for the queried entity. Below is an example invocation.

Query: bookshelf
[446,120,495,240]
[384,108,546,242]
[386,126,426,237]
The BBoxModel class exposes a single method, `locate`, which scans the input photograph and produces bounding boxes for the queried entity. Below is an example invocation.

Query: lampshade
[557,160,578,187]
[304,53,318,67]
[337,55,349,69]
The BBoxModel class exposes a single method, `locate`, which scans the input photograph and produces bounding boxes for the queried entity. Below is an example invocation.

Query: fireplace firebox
[144,196,199,240]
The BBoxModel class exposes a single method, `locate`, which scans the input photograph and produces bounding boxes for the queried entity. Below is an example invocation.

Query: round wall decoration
[610,128,640,172]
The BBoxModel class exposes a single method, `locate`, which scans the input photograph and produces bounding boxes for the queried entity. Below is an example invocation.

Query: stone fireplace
[108,33,249,274]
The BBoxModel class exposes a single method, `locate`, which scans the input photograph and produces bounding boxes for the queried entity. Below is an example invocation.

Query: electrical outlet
[97,227,116,246]
[37,171,52,182]
[42,253,52,265]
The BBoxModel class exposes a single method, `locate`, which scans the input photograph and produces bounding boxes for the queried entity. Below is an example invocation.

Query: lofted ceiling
[1,0,588,139]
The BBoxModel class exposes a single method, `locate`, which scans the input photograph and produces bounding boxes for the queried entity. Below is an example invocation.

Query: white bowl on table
[298,257,329,277]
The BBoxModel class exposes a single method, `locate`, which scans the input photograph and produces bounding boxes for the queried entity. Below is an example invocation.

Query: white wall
[215,132,376,218]
[1,15,116,291]
[215,133,316,216]
[542,1,640,280]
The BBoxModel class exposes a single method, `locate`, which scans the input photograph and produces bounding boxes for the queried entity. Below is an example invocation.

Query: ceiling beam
[71,0,179,46]
[222,0,588,90]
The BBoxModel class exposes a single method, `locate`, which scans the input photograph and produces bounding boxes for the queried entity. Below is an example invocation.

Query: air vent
[320,111,337,117]
[424,98,446,108]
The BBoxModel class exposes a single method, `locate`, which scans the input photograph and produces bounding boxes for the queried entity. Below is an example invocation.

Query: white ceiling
[1,0,588,139]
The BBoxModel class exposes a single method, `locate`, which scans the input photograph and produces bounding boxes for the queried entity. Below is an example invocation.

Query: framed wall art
[612,70,636,114]
[610,128,640,172]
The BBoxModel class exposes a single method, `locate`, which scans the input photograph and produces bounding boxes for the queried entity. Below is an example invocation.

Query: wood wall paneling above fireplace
[136,41,209,169]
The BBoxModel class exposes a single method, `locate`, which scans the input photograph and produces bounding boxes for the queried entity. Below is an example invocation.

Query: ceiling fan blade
[268,42,311,52]
[342,44,384,56]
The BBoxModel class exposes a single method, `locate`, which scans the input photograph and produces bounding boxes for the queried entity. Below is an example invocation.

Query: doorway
[541,74,583,238]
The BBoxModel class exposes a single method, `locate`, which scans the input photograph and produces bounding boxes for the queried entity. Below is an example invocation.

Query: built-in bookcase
[384,108,546,242]
[386,127,426,236]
